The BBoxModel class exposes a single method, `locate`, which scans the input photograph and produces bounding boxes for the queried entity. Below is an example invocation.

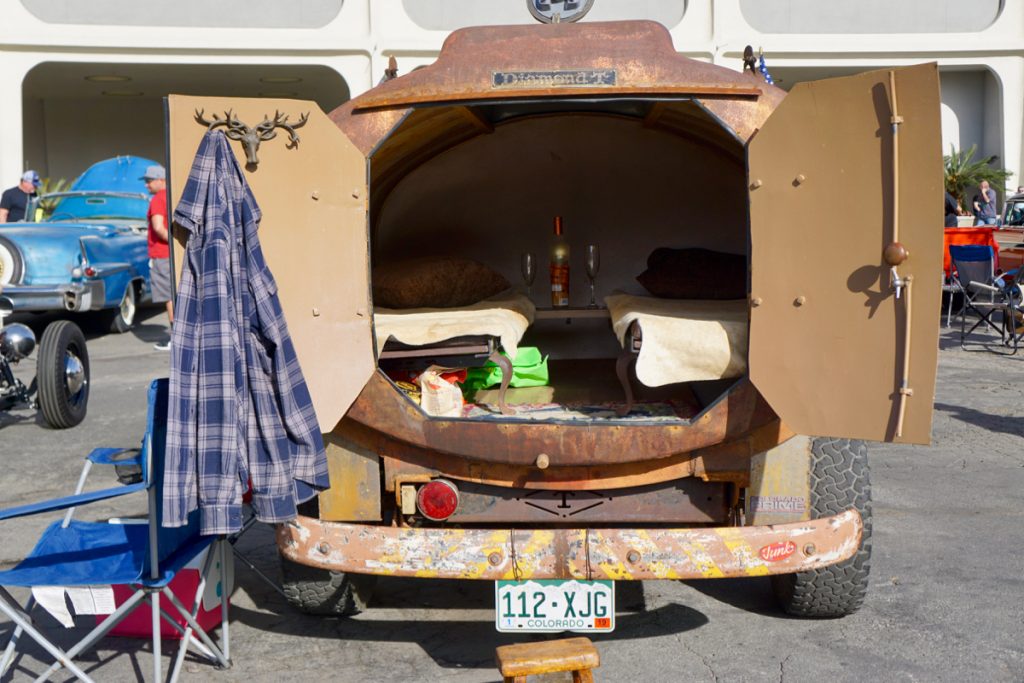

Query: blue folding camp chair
[0,379,230,682]
[949,244,1019,355]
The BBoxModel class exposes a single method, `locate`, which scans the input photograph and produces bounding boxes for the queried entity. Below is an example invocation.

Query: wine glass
[521,252,536,297]
[585,244,600,308]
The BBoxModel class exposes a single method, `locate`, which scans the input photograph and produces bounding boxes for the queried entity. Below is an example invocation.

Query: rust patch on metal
[276,509,863,581]
[345,372,779,468]
[350,22,764,112]
[368,420,792,492]
[425,479,728,524]
[318,432,382,522]
[329,20,784,213]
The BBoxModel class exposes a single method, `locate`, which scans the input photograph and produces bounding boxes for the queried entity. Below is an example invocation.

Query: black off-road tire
[37,320,90,429]
[771,437,872,618]
[280,556,375,616]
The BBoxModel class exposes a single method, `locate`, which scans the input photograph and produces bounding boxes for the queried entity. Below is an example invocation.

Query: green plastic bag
[464,347,548,392]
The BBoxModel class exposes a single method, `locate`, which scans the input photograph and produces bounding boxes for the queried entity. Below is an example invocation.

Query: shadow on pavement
[229,597,709,671]
[0,596,708,678]
[682,576,783,617]
[933,402,1024,437]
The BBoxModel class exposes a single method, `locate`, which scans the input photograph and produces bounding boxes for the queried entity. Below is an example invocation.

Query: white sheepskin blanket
[606,293,748,387]
[374,291,535,361]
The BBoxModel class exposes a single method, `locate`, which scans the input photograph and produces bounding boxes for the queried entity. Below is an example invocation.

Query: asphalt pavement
[0,309,1022,682]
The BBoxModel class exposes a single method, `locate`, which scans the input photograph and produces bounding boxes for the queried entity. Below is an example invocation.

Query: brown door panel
[747,64,942,444]
[166,95,374,431]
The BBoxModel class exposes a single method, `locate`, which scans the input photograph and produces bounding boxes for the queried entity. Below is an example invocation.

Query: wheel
[100,284,137,333]
[0,236,24,285]
[280,556,375,616]
[770,437,872,618]
[37,320,90,428]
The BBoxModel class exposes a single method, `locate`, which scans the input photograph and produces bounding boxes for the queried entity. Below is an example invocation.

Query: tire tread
[771,437,872,618]
[37,320,89,429]
[280,557,373,616]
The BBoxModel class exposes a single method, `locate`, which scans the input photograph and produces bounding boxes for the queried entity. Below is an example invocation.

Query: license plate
[495,579,615,633]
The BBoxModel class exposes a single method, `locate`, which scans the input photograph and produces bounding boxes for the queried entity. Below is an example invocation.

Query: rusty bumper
[277,509,862,581]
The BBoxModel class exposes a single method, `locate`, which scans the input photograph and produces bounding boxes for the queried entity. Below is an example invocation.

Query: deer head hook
[195,108,309,168]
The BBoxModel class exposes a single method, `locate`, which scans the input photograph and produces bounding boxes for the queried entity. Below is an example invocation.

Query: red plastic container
[96,563,225,639]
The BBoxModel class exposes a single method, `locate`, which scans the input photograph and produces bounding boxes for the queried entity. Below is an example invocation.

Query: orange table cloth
[943,227,999,277]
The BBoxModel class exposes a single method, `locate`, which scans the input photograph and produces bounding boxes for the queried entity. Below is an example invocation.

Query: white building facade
[1,0,1020,198]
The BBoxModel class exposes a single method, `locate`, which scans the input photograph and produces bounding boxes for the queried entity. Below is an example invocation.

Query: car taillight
[416,479,459,521]
[84,266,97,277]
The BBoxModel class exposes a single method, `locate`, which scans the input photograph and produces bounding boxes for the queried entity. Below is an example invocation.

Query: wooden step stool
[495,637,600,682]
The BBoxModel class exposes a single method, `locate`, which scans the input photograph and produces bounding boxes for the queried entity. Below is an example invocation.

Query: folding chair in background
[0,379,231,682]
[948,244,1018,354]
[999,263,1024,348]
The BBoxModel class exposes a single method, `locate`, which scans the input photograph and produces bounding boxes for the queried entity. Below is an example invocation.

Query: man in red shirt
[143,165,173,350]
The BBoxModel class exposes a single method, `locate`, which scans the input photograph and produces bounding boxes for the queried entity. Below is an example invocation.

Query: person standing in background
[972,180,997,226]
[142,165,174,350]
[0,171,40,223]
[944,190,961,228]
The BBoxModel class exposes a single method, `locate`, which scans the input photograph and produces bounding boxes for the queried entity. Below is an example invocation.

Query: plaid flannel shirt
[163,130,329,535]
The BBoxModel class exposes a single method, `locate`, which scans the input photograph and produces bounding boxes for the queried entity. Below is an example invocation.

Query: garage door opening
[22,62,350,182]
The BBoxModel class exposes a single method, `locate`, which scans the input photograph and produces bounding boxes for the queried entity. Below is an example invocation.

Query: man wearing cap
[143,165,173,349]
[0,171,41,223]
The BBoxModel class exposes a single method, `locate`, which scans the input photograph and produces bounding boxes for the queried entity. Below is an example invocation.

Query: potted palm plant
[944,145,1013,227]
[34,177,68,221]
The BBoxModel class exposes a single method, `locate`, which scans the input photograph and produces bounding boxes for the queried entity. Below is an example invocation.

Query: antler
[194,108,307,166]
[254,110,309,148]
[194,109,250,141]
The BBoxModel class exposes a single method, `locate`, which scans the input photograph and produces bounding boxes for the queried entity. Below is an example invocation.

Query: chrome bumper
[277,509,863,580]
[2,281,105,312]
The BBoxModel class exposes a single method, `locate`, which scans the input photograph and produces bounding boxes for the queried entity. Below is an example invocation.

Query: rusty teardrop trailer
[169,20,942,620]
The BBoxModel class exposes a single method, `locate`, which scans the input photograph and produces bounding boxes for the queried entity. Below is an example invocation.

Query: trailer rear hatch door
[167,95,374,432]
[747,64,942,445]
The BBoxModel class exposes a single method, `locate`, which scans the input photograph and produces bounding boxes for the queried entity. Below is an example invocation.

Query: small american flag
[758,54,775,85]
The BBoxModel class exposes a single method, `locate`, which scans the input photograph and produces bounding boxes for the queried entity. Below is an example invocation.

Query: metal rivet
[311,191,320,200]
[352,188,361,198]
[626,550,641,564]
[751,297,762,307]
[750,179,763,189]
[803,543,816,556]
[794,296,806,306]
[536,453,550,470]
[795,173,806,185]
[317,542,330,554]
[488,552,503,566]
[312,307,320,317]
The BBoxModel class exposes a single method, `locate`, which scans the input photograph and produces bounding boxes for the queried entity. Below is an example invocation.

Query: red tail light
[83,266,97,277]
[416,479,459,521]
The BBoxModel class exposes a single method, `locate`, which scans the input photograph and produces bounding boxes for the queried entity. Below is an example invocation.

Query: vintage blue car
[0,156,157,333]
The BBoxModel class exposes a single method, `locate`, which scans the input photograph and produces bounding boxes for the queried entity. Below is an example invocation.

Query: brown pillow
[373,257,510,309]
[636,247,747,300]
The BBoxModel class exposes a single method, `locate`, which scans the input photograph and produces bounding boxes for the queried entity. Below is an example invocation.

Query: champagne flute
[521,252,536,298]
[586,244,600,308]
